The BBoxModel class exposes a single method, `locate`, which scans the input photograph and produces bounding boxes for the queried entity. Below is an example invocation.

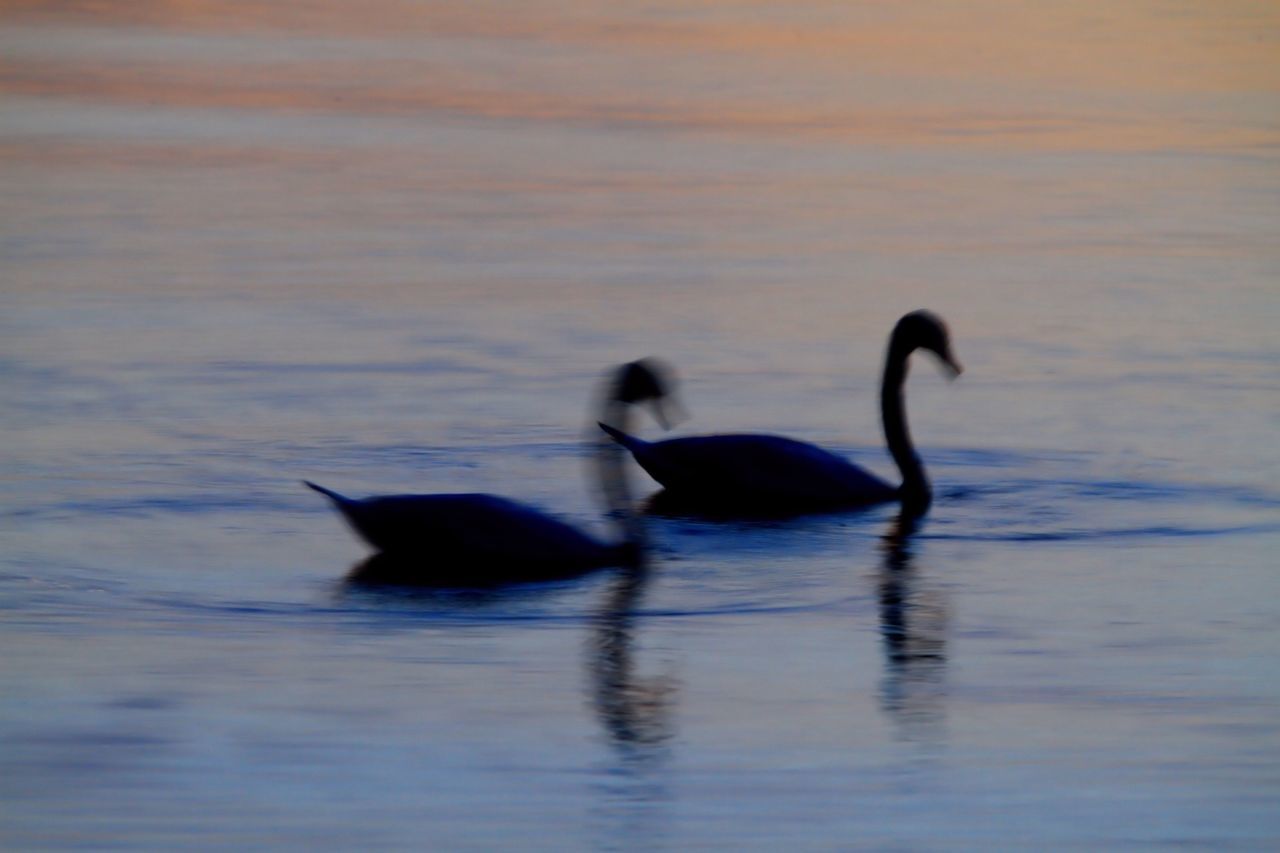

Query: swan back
[632,433,895,512]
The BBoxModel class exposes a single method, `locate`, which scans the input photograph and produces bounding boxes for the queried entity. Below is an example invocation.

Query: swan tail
[303,480,350,505]
[598,422,646,452]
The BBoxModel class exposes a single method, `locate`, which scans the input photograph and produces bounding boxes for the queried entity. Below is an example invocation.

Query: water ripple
[921,522,1280,544]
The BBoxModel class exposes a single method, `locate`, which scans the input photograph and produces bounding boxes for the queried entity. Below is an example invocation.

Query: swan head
[612,358,683,429]
[895,310,962,378]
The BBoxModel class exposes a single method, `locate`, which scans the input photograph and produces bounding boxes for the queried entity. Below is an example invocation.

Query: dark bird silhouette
[307,360,676,587]
[600,311,961,516]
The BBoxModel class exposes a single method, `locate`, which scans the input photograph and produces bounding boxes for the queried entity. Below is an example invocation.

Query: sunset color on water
[3,2,1278,848]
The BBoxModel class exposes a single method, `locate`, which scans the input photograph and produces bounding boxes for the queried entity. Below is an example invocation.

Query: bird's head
[896,310,962,378]
[612,358,684,429]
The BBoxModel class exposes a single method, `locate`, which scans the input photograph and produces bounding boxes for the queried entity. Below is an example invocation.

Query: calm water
[3,2,1279,848]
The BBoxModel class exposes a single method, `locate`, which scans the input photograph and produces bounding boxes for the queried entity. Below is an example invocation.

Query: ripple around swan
[4,493,301,521]
[941,476,1280,509]
[920,522,1280,543]
[132,584,864,631]
[7,441,1275,626]
[921,446,1280,547]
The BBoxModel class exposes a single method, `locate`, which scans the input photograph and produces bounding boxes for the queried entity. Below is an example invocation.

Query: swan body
[305,482,630,583]
[602,311,960,516]
[307,359,675,586]
[598,428,896,512]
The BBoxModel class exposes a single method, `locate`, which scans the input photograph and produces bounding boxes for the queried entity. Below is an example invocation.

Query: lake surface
[3,2,1279,848]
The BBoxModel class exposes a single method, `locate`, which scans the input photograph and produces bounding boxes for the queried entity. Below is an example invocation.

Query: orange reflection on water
[5,0,1279,92]
[3,1,1278,152]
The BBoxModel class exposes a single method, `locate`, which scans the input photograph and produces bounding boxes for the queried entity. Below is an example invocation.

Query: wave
[920,522,1280,544]
[140,585,860,627]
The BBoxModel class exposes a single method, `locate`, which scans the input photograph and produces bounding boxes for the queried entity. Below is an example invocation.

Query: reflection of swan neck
[881,335,929,507]
[590,563,674,755]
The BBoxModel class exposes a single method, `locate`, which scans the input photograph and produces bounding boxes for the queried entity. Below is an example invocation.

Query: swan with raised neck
[599,310,961,517]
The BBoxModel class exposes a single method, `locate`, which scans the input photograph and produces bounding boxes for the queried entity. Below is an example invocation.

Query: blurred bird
[307,359,677,586]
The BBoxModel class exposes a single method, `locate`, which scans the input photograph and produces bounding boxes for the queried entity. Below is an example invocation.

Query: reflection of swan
[589,562,676,758]
[308,361,675,586]
[588,376,678,760]
[877,511,948,743]
[601,311,961,516]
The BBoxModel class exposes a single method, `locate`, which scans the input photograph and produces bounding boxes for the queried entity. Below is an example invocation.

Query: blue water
[4,2,1280,848]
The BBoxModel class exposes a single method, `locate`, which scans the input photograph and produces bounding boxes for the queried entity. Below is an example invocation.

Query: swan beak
[942,354,963,379]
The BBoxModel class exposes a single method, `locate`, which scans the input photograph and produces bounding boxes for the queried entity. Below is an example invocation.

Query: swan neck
[602,398,630,434]
[881,340,930,505]
[596,398,644,554]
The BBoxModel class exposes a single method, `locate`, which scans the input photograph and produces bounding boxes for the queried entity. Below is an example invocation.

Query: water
[3,2,1279,848]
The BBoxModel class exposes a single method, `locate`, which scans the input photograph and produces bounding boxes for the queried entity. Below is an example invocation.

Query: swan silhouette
[307,360,675,586]
[600,311,961,516]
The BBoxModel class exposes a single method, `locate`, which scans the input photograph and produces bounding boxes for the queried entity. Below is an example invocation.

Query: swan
[600,310,961,516]
[306,359,675,586]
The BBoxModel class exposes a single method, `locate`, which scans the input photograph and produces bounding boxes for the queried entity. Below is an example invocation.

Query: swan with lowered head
[306,359,675,586]
[600,310,961,516]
